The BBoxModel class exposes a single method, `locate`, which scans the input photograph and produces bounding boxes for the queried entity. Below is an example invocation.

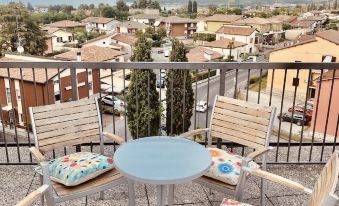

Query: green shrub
[102,107,121,116]
[193,33,216,42]
[192,70,217,82]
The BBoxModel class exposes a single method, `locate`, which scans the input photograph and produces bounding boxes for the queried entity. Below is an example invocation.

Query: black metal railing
[0,62,338,165]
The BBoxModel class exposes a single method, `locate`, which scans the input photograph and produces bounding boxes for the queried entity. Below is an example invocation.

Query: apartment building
[155,16,198,38]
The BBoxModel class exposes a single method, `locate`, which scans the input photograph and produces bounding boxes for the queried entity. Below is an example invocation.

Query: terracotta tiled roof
[319,70,339,81]
[303,16,325,21]
[295,34,316,43]
[47,20,86,28]
[0,57,59,83]
[129,13,161,19]
[187,46,222,62]
[81,17,117,24]
[234,17,272,25]
[203,38,247,49]
[117,21,148,29]
[157,16,198,24]
[111,33,137,46]
[216,26,256,36]
[41,27,60,35]
[55,46,127,61]
[316,29,339,45]
[290,20,316,28]
[203,14,243,23]
[269,15,297,23]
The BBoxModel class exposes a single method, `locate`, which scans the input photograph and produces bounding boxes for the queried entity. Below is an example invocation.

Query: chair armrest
[29,147,45,163]
[180,128,209,140]
[103,132,125,145]
[246,147,274,160]
[243,167,312,194]
[16,185,49,206]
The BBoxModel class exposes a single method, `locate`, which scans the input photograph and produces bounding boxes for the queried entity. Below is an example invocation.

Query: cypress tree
[188,0,193,13]
[126,34,160,138]
[165,39,194,135]
[193,1,197,13]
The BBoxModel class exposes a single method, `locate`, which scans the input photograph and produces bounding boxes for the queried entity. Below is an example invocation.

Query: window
[88,82,93,90]
[68,36,72,42]
[250,38,253,43]
[88,70,92,75]
[57,37,63,42]
[20,113,24,123]
[55,93,60,102]
[6,88,11,104]
[16,89,21,100]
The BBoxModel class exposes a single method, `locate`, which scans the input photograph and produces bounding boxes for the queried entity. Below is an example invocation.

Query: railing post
[70,67,80,152]
[217,69,226,149]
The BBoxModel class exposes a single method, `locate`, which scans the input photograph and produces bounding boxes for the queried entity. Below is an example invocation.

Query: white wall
[52,30,77,51]
[83,36,112,48]
[216,31,258,54]
[203,46,247,61]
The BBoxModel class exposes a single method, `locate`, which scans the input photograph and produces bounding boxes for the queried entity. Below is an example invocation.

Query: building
[82,34,114,48]
[216,25,259,54]
[47,20,86,30]
[186,46,222,62]
[268,15,298,25]
[0,56,57,126]
[116,21,148,34]
[128,14,161,26]
[310,71,339,140]
[202,38,247,61]
[266,30,339,99]
[41,27,77,52]
[300,16,327,28]
[81,17,120,33]
[203,14,244,32]
[111,33,137,61]
[129,8,160,15]
[155,16,198,38]
[34,5,49,13]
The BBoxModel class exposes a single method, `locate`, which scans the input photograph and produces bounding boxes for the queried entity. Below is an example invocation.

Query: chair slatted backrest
[210,95,276,150]
[30,98,102,153]
[309,151,339,206]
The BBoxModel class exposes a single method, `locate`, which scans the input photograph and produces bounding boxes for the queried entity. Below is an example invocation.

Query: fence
[0,61,339,165]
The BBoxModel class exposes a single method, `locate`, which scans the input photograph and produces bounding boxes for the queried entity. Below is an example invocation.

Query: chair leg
[39,175,45,206]
[127,179,136,206]
[100,191,104,200]
[260,178,266,206]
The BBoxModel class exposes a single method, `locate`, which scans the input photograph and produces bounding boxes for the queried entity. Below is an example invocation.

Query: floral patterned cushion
[205,148,259,185]
[220,198,252,206]
[35,152,114,186]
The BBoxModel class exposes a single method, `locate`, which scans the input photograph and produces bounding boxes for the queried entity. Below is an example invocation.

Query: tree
[78,4,89,10]
[89,4,95,9]
[165,39,194,135]
[116,0,129,12]
[188,0,193,13]
[102,6,115,18]
[126,35,160,138]
[192,1,197,13]
[139,0,148,9]
[0,3,47,55]
[26,2,33,11]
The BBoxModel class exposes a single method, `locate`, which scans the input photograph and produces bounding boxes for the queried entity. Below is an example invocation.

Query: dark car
[156,79,165,88]
[277,113,310,126]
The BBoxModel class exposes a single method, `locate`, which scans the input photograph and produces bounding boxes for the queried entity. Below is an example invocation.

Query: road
[102,68,262,140]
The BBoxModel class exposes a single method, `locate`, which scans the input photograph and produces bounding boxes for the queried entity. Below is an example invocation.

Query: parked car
[277,113,310,126]
[288,105,312,121]
[160,69,166,79]
[157,49,164,54]
[102,95,125,108]
[157,79,165,88]
[164,50,170,57]
[195,101,210,112]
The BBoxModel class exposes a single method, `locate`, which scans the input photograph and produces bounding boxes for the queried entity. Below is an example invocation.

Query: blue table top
[113,136,212,185]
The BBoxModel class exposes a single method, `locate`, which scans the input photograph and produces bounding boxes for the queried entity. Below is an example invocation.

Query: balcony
[0,61,339,205]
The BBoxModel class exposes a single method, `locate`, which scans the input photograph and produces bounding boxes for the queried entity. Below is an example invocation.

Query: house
[216,25,259,54]
[82,34,114,48]
[286,20,317,40]
[155,16,198,38]
[234,17,283,43]
[0,56,57,126]
[34,5,49,13]
[269,15,298,25]
[186,46,222,62]
[310,70,339,140]
[202,38,247,61]
[111,33,137,61]
[81,17,120,33]
[266,29,339,99]
[300,16,327,28]
[41,27,77,52]
[128,14,161,26]
[47,20,86,30]
[203,14,244,32]
[116,21,148,34]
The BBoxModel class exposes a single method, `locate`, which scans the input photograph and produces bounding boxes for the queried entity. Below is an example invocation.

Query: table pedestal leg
[127,179,135,206]
[168,184,175,206]
[156,185,166,206]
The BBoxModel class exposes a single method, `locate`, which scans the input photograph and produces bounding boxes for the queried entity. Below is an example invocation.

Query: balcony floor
[2,163,337,206]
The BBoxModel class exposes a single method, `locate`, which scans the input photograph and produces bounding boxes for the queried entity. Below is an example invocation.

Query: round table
[113,136,212,206]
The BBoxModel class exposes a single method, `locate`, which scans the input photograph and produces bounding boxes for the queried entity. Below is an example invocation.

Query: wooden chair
[29,98,126,205]
[16,185,50,206]
[241,150,339,206]
[180,95,276,204]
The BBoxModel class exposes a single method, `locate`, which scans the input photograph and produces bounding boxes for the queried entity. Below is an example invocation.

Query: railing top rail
[0,61,338,70]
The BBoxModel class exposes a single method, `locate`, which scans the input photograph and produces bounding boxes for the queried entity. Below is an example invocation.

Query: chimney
[76,49,81,62]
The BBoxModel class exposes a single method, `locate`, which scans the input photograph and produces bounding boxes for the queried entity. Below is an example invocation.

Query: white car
[164,50,170,57]
[102,95,125,108]
[195,101,210,112]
